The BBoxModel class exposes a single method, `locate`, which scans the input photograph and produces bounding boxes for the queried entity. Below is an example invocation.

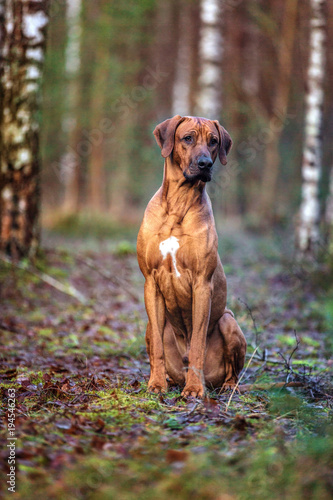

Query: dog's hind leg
[218,309,246,390]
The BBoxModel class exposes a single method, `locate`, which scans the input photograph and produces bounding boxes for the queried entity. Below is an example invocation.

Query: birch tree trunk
[195,0,223,119]
[0,0,49,258]
[296,0,326,255]
[61,0,82,214]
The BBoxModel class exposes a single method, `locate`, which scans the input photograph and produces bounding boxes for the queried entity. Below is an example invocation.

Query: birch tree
[195,0,223,118]
[0,0,49,258]
[296,0,326,255]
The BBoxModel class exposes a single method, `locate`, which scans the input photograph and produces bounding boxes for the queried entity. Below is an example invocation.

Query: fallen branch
[238,381,305,393]
[0,254,87,304]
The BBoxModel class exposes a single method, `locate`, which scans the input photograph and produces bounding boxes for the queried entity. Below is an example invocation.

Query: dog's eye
[183,135,193,143]
[210,137,218,146]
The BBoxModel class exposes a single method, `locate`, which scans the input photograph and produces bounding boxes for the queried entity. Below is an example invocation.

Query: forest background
[42,0,333,240]
[1,1,333,498]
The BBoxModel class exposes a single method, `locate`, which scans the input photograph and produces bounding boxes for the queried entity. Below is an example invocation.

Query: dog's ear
[213,120,233,165]
[153,115,185,158]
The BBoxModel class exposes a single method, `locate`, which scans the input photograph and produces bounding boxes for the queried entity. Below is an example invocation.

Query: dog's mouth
[183,164,213,183]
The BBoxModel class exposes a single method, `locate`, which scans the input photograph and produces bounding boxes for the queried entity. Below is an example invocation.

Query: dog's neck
[160,156,206,225]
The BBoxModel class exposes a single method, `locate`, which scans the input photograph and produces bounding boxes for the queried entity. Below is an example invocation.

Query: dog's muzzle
[196,155,213,182]
[198,155,213,170]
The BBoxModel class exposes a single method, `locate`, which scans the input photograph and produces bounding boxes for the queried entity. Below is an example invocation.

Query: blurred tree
[195,0,224,216]
[296,0,326,255]
[153,0,178,120]
[0,0,49,258]
[87,42,109,212]
[61,0,82,214]
[40,0,66,208]
[325,164,333,249]
[259,0,298,225]
[85,0,115,212]
[195,0,223,118]
[171,0,198,116]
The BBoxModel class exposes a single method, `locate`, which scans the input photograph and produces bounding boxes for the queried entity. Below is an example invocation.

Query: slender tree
[296,0,326,255]
[61,0,82,214]
[171,0,194,116]
[153,0,178,119]
[87,43,108,212]
[195,0,223,118]
[0,0,49,258]
[325,163,333,249]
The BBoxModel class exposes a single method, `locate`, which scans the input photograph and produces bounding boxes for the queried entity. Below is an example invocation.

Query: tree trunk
[171,0,194,116]
[325,163,333,249]
[0,0,49,258]
[296,0,326,255]
[153,0,178,119]
[87,45,108,212]
[195,0,223,119]
[61,0,82,214]
[259,0,298,224]
[108,119,131,218]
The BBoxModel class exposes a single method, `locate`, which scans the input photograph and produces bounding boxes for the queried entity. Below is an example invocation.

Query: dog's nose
[198,156,213,170]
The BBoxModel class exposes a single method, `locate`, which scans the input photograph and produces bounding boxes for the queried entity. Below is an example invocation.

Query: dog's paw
[221,381,239,393]
[148,378,168,394]
[181,384,205,398]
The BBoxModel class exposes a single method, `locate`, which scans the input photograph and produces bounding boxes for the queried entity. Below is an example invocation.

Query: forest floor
[0,223,333,499]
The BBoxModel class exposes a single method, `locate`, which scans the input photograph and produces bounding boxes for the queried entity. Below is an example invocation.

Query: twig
[0,254,87,304]
[225,346,259,412]
[238,298,261,351]
[288,330,301,366]
[278,330,300,383]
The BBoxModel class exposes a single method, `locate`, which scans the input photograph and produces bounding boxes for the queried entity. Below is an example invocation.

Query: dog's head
[153,115,232,183]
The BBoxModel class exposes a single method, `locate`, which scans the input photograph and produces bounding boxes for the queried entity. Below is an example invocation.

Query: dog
[137,115,246,397]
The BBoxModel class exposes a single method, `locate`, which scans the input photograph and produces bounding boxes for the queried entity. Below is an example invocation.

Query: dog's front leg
[182,278,212,398]
[144,275,168,393]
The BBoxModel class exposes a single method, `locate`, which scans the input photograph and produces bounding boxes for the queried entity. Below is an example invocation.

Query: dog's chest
[159,236,181,277]
[145,230,193,310]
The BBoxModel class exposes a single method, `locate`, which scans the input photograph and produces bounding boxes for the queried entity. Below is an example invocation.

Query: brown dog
[137,115,246,397]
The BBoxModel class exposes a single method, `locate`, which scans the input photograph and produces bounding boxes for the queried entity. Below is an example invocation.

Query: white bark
[0,0,49,257]
[196,0,223,118]
[65,0,81,76]
[296,0,326,254]
[172,2,193,116]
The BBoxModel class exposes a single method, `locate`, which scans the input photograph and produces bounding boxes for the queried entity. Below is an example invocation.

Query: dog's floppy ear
[153,115,185,158]
[213,120,233,165]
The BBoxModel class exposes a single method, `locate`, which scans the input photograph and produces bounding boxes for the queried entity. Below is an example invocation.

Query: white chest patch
[159,236,181,278]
